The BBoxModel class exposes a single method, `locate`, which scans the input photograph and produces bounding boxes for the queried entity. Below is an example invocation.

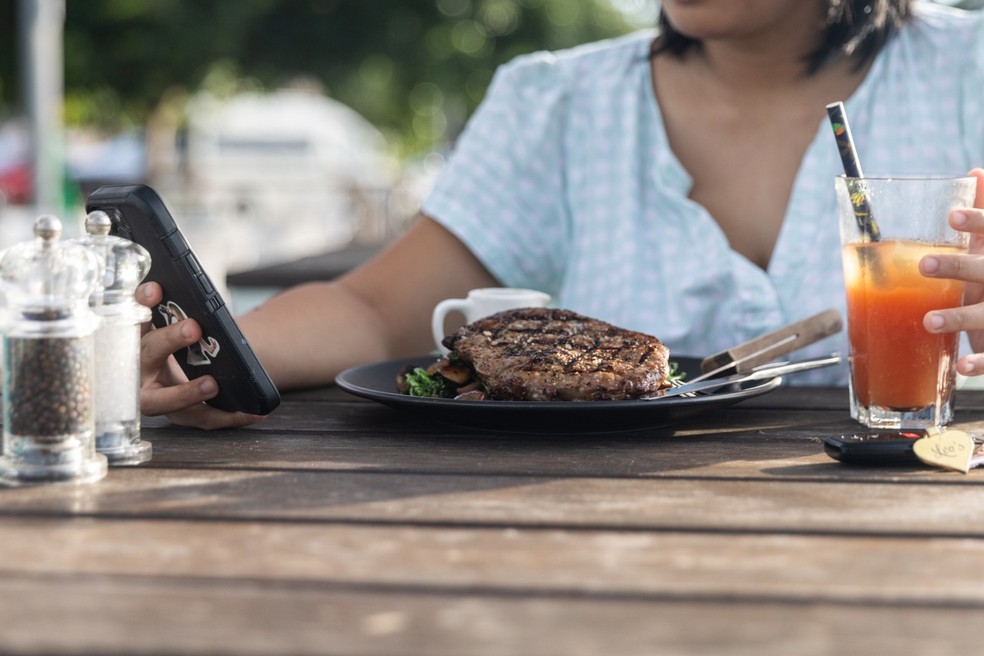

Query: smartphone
[85,184,281,415]
[823,431,924,465]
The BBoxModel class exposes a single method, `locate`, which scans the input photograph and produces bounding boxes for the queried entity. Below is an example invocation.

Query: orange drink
[836,175,976,429]
[843,241,963,411]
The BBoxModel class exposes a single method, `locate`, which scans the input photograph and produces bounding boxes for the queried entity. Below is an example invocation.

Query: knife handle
[700,309,843,374]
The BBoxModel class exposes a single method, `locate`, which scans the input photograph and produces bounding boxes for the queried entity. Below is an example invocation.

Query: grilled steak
[442,307,671,401]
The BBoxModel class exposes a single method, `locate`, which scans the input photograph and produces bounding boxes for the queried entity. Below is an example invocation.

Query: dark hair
[651,0,913,75]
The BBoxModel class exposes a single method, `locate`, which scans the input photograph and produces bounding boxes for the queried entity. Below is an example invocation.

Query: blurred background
[0,0,657,310]
[0,0,980,311]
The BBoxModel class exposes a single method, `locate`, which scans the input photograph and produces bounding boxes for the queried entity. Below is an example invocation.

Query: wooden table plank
[136,389,984,482]
[1,575,980,656]
[3,469,984,536]
[138,422,957,481]
[3,517,984,605]
[187,387,984,441]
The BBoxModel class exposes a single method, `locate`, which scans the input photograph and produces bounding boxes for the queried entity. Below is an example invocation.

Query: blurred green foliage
[0,0,649,157]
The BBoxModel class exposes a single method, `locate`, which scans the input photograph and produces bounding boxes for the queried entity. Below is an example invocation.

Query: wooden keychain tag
[913,426,975,474]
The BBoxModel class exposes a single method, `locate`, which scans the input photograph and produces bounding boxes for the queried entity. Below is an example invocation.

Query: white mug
[432,287,551,354]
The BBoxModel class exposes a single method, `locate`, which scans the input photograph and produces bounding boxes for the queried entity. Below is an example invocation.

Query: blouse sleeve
[420,52,572,294]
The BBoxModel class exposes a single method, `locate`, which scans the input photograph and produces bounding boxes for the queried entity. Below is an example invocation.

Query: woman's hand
[137,282,267,429]
[921,168,984,376]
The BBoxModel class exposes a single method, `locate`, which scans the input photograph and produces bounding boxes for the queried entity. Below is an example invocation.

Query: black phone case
[823,433,922,465]
[85,184,281,415]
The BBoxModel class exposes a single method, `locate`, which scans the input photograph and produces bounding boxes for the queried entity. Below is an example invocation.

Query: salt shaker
[0,216,106,486]
[74,211,152,465]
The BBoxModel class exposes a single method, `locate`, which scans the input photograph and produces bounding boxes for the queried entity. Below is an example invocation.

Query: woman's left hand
[921,168,984,376]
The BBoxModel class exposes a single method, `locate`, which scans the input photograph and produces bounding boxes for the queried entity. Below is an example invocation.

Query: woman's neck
[683,3,832,97]
[676,38,867,109]
[697,45,812,95]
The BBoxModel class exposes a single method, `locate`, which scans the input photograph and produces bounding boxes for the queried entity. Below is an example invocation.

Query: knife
[699,309,843,375]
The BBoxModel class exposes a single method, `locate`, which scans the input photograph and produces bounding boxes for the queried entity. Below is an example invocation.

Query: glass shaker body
[91,303,151,463]
[77,213,153,465]
[0,217,106,486]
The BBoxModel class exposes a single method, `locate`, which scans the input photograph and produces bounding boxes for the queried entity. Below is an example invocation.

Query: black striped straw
[826,101,881,242]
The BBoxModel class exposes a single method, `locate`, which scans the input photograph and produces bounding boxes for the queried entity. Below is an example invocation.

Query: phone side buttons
[184,253,202,275]
[162,230,190,259]
[194,272,224,311]
[197,273,214,294]
[182,253,220,302]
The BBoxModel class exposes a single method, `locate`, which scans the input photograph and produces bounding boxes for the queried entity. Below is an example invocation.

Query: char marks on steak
[442,307,671,401]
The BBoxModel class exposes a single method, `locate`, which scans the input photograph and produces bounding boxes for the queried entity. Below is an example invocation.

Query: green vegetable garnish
[404,367,457,398]
[667,361,686,384]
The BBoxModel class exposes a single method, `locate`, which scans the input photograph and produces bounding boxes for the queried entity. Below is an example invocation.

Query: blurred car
[0,119,147,207]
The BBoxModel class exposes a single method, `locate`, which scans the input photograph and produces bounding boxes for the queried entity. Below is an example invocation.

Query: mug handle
[432,297,470,355]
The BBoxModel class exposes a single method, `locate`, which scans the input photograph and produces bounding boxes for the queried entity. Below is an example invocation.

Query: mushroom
[428,358,473,385]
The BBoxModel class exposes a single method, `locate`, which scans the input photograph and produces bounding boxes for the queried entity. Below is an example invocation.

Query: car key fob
[823,431,924,465]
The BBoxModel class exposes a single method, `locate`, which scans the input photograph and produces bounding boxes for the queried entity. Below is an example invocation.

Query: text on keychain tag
[912,427,984,474]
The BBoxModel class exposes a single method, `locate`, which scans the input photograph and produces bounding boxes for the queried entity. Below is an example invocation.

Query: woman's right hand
[137,282,267,430]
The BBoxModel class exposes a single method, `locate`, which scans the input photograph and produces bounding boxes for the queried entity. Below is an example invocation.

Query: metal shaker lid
[74,211,152,316]
[0,215,102,321]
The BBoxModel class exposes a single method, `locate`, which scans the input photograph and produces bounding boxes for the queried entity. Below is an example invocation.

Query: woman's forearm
[237,216,499,390]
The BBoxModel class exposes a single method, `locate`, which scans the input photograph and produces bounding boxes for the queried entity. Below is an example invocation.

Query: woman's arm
[138,215,498,428]
[240,215,498,388]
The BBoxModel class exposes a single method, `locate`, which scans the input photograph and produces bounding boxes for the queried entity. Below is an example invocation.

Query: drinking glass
[836,175,976,429]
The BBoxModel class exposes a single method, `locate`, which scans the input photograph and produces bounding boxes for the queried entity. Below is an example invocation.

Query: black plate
[335,356,781,433]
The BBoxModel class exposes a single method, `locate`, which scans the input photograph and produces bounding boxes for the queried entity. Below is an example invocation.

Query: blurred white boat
[177,87,401,274]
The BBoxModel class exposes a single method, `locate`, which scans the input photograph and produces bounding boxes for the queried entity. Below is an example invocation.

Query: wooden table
[3,384,984,655]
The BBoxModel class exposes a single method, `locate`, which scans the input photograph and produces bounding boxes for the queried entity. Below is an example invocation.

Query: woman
[139,0,984,429]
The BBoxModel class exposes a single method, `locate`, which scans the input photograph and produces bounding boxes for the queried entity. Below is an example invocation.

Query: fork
[654,353,842,400]
[666,376,698,398]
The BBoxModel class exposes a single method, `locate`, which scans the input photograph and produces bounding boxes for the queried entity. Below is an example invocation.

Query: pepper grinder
[75,210,153,465]
[0,216,106,486]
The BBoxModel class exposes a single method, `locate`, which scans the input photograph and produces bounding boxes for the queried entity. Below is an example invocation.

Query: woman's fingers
[139,352,267,429]
[140,318,202,377]
[138,361,267,428]
[167,404,267,430]
[146,384,267,429]
[969,168,984,208]
[920,207,984,335]
[920,208,984,283]
[957,353,984,377]
[140,376,218,416]
[923,305,984,334]
[920,251,984,283]
[133,281,266,429]
[949,207,984,252]
[170,408,267,430]
[137,282,162,309]
[137,283,160,336]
